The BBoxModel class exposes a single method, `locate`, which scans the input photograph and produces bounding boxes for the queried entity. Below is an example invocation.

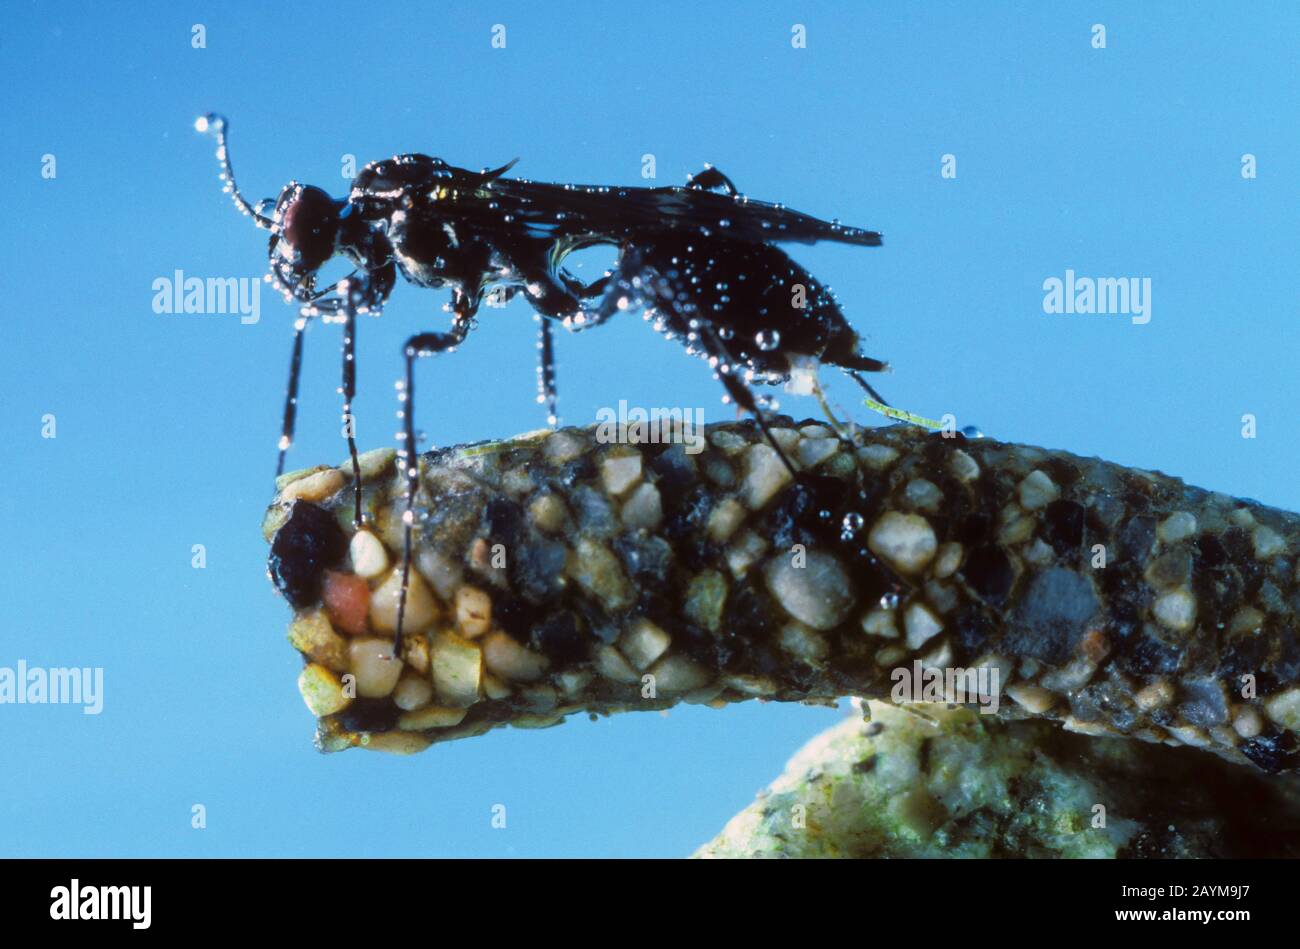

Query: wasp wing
[446,171,882,248]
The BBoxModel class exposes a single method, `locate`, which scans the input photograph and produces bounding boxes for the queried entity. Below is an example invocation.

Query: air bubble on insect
[718,219,731,228]
[961,425,986,439]
[879,592,901,610]
[840,512,865,541]
[755,329,781,351]
[718,326,734,340]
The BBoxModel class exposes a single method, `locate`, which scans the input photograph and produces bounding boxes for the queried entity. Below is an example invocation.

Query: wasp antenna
[196,113,279,233]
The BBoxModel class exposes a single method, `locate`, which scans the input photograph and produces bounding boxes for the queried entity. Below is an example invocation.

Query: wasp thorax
[279,185,340,270]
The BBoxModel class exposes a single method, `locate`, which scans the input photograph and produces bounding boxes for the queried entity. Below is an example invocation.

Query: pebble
[281,468,346,504]
[288,609,350,672]
[867,512,938,576]
[1264,687,1300,732]
[684,570,728,632]
[481,629,550,682]
[708,429,749,455]
[726,530,769,578]
[528,493,568,533]
[430,631,484,706]
[860,607,898,639]
[1005,683,1055,714]
[298,663,352,717]
[1157,511,1197,544]
[454,585,492,638]
[933,542,963,579]
[1152,588,1197,633]
[647,654,711,693]
[398,705,469,731]
[1018,470,1060,511]
[595,644,642,683]
[903,601,943,649]
[600,453,643,497]
[797,437,839,470]
[778,623,829,663]
[904,478,943,513]
[764,550,856,630]
[620,482,663,529]
[347,638,404,698]
[349,530,390,579]
[856,444,898,470]
[1232,705,1264,739]
[742,443,795,510]
[322,570,371,636]
[569,537,634,612]
[1135,679,1174,711]
[707,497,747,543]
[416,549,463,602]
[543,430,586,463]
[368,566,440,635]
[1253,525,1286,559]
[393,673,434,711]
[948,449,980,482]
[483,674,513,700]
[619,617,672,671]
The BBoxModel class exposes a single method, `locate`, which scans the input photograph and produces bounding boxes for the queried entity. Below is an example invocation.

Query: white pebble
[369,567,440,635]
[393,673,434,711]
[1018,470,1059,510]
[619,617,672,671]
[601,453,643,497]
[481,630,549,682]
[1157,511,1197,544]
[1152,588,1197,632]
[1253,525,1286,559]
[904,478,943,512]
[348,638,404,698]
[903,601,943,649]
[281,468,345,503]
[867,512,937,575]
[763,550,856,630]
[706,497,746,543]
[742,443,795,510]
[620,482,662,529]
[949,450,980,482]
[430,631,484,707]
[1264,687,1300,732]
[349,530,389,579]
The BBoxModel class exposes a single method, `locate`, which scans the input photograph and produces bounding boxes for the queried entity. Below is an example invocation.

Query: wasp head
[267,183,346,298]
[198,114,353,304]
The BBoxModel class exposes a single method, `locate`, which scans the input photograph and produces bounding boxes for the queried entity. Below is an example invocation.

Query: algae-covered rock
[694,701,1300,858]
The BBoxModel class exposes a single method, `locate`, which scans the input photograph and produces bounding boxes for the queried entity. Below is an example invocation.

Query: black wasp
[198,113,891,647]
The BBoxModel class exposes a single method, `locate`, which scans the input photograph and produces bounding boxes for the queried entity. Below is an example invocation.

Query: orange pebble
[323,570,371,636]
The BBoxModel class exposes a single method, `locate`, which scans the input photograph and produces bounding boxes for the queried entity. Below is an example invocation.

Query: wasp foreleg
[394,294,476,654]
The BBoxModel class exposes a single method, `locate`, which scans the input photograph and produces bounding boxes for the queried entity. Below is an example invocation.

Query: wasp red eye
[279,186,340,270]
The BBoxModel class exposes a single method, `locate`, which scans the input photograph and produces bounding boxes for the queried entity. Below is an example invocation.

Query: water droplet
[755,329,781,351]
